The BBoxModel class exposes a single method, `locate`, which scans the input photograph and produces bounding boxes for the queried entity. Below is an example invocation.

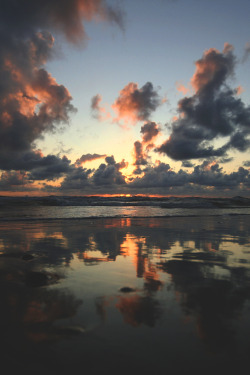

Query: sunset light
[0,2,250,373]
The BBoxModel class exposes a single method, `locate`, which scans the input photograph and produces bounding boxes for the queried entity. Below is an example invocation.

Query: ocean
[0,195,250,220]
[0,196,250,374]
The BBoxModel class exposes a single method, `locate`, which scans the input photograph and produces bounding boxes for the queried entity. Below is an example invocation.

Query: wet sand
[0,215,250,374]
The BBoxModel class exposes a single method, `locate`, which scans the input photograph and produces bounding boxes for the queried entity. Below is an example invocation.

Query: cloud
[140,122,161,144]
[0,0,124,188]
[55,155,129,192]
[129,161,250,194]
[112,82,162,125]
[90,94,111,121]
[59,166,92,190]
[130,163,186,188]
[236,86,244,95]
[191,43,235,94]
[0,0,124,45]
[242,41,250,63]
[132,122,161,175]
[27,154,73,181]
[176,81,190,95]
[0,171,30,190]
[92,156,127,186]
[75,153,106,166]
[157,44,250,161]
[0,32,75,161]
[133,141,148,167]
[181,161,194,168]
[93,156,126,186]
[218,157,234,164]
[91,84,164,127]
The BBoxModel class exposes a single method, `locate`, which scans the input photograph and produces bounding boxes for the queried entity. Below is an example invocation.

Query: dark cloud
[130,163,187,188]
[27,155,73,181]
[129,161,250,192]
[190,164,249,188]
[92,156,127,186]
[243,161,250,167]
[157,45,250,161]
[0,34,75,159]
[0,0,123,188]
[47,156,128,192]
[140,122,161,144]
[35,155,250,195]
[56,158,128,193]
[0,149,74,182]
[181,161,194,168]
[132,122,161,175]
[0,0,124,44]
[228,131,250,152]
[60,167,92,190]
[0,171,30,190]
[75,153,106,166]
[133,141,148,167]
[218,157,234,164]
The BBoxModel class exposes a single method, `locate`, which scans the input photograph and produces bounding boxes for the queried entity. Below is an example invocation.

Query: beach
[0,214,250,374]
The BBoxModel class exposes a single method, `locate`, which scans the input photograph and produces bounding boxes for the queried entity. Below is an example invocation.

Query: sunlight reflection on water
[0,216,250,374]
[0,204,250,220]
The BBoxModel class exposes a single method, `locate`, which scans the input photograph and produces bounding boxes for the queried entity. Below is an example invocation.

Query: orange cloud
[203,160,217,171]
[236,86,244,95]
[112,82,142,125]
[112,82,161,126]
[176,81,189,95]
[191,44,234,93]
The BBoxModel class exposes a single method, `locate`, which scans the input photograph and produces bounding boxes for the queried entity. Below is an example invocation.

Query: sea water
[0,195,250,220]
[0,197,250,374]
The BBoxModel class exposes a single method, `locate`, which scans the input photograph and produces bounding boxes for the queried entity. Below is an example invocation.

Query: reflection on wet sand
[0,216,250,374]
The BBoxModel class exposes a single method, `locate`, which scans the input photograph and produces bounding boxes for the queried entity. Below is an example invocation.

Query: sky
[0,0,250,196]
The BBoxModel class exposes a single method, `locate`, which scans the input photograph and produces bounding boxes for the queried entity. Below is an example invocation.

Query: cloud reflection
[0,216,250,372]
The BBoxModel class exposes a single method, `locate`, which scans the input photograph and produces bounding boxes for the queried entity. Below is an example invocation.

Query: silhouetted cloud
[157,44,250,160]
[75,153,106,166]
[28,154,73,181]
[140,122,161,144]
[243,160,250,167]
[130,163,186,188]
[92,156,127,186]
[129,161,250,192]
[133,141,148,167]
[218,157,234,164]
[60,167,92,190]
[0,171,30,190]
[132,122,161,175]
[181,161,194,168]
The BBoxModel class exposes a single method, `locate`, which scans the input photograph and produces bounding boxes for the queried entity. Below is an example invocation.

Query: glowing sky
[0,0,250,196]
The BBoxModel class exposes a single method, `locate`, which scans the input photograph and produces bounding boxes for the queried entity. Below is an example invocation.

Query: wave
[0,195,250,209]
